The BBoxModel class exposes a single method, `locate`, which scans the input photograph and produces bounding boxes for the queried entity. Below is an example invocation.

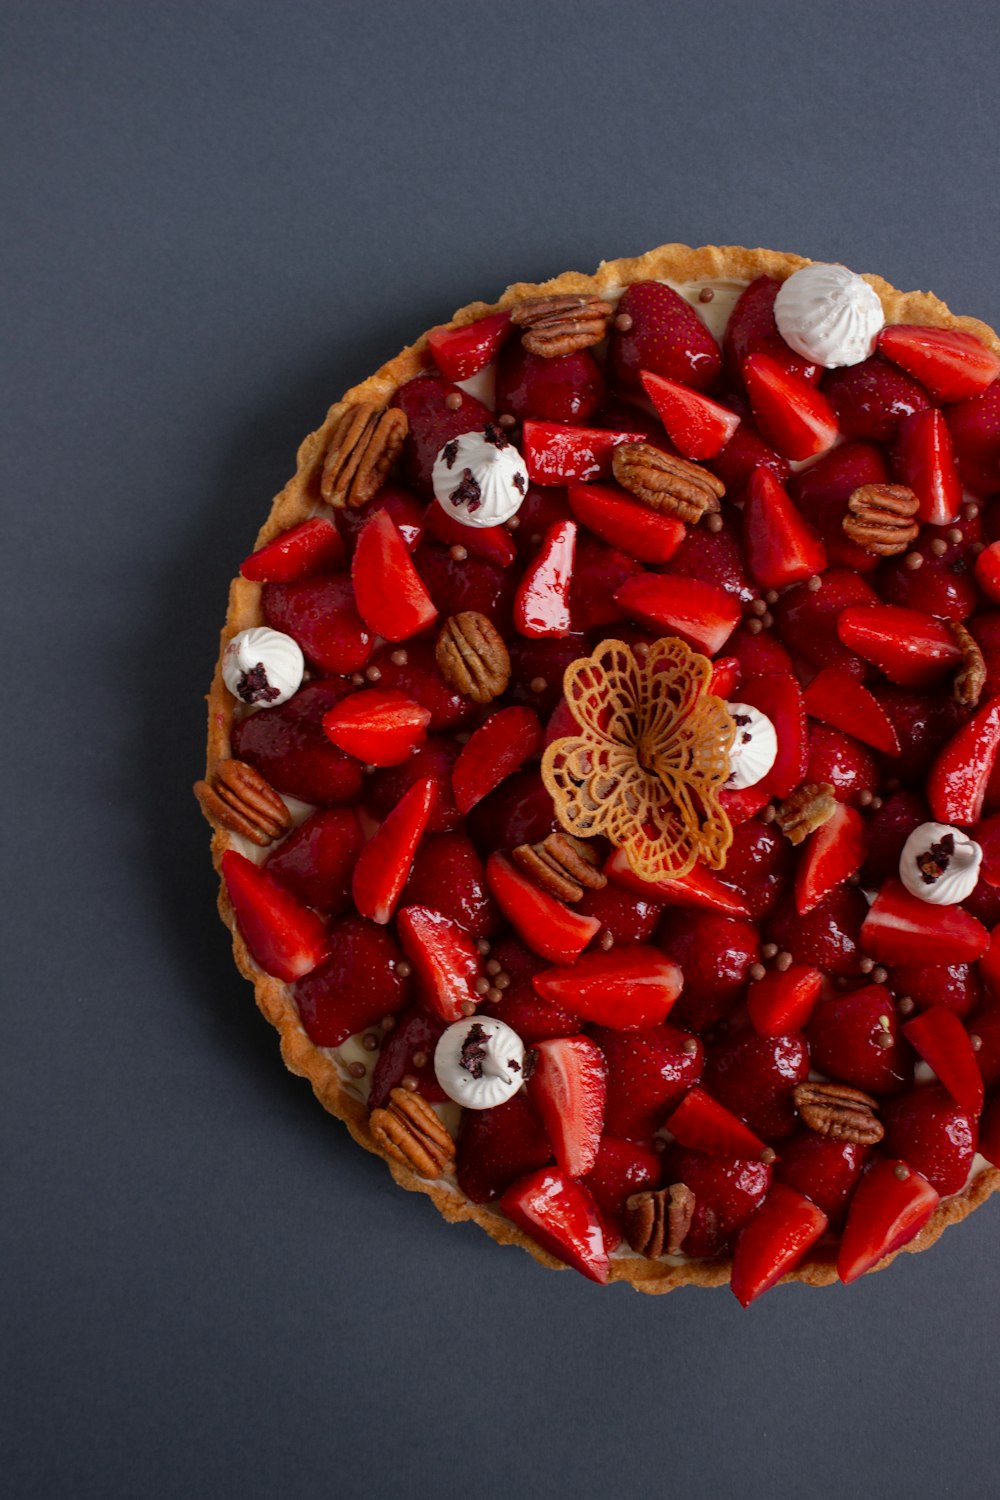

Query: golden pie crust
[202,242,1000,1292]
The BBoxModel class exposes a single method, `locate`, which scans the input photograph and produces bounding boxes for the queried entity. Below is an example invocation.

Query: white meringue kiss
[774,262,884,369]
[725,702,778,790]
[431,426,528,529]
[221,626,304,707]
[434,1017,526,1109]
[899,822,982,906]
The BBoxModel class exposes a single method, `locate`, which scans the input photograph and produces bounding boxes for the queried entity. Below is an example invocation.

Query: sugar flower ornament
[541,637,736,884]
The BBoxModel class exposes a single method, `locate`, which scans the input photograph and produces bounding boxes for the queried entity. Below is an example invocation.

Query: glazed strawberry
[878,528,978,620]
[742,352,838,460]
[532,947,683,1030]
[479,938,580,1043]
[872,688,965,784]
[410,543,515,629]
[640,370,740,459]
[456,1092,552,1204]
[660,1147,772,1259]
[773,1134,869,1226]
[878,323,1000,402]
[969,998,1000,1087]
[666,1086,768,1158]
[495,341,605,423]
[823,355,930,442]
[529,1036,607,1176]
[262,574,372,674]
[747,964,823,1036]
[662,510,755,604]
[730,1184,828,1306]
[567,482,686,565]
[241,517,344,582]
[613,573,740,656]
[719,784,771,827]
[861,790,929,886]
[605,848,750,918]
[351,509,438,642]
[334,485,425,556]
[221,850,328,982]
[658,910,760,1031]
[702,1024,810,1141]
[707,420,791,500]
[508,633,587,719]
[806,983,912,1095]
[367,737,461,834]
[368,1003,447,1108]
[737,671,806,798]
[521,420,645,485]
[402,831,498,939]
[805,723,879,807]
[742,467,827,589]
[766,885,867,976]
[486,851,599,964]
[945,379,1000,496]
[293,915,410,1045]
[881,1087,978,1195]
[709,655,741,697]
[394,374,492,496]
[466,768,559,854]
[607,281,723,394]
[427,309,512,381]
[514,519,576,637]
[788,441,888,572]
[837,604,962,688]
[231,679,364,806]
[366,640,474,733]
[321,689,430,766]
[594,1024,703,1140]
[803,669,900,755]
[568,535,642,631]
[452,707,543,815]
[352,776,436,925]
[928,697,1000,824]
[773,569,878,676]
[975,542,1000,604]
[724,275,820,384]
[903,1008,984,1115]
[862,880,988,966]
[396,905,483,1023]
[576,882,662,945]
[969,612,1000,700]
[889,962,981,1019]
[836,1159,940,1284]
[422,502,517,567]
[892,408,962,526]
[980,1095,1000,1168]
[582,1136,662,1249]
[727,620,793,679]
[499,1169,609,1283]
[264,807,362,915]
[716,817,793,920]
[794,803,866,917]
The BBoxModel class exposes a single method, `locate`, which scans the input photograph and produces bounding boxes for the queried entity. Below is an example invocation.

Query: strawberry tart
[196,243,1000,1301]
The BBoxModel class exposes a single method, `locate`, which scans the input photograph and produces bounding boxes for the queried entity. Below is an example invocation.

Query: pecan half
[193,759,291,846]
[793,1081,884,1145]
[843,483,920,556]
[775,783,837,845]
[510,293,615,357]
[950,619,986,708]
[624,1184,695,1259]
[435,611,510,703]
[512,832,607,902]
[368,1087,456,1179]
[612,443,725,523]
[320,401,408,509]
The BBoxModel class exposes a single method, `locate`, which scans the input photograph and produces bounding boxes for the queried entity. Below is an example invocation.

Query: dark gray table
[4,3,999,1497]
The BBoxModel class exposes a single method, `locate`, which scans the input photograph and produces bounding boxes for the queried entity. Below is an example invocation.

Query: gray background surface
[4,3,1000,1497]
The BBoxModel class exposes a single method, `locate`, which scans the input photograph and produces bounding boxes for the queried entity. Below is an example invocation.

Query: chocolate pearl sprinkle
[759,1147,777,1165]
[476,938,491,956]
[964,501,980,520]
[749,962,767,982]
[506,515,521,530]
[365,665,382,682]
[761,611,774,630]
[705,512,724,533]
[930,538,948,557]
[858,790,874,807]
[461,1000,477,1017]
[762,803,777,823]
[362,1033,380,1052]
[872,966,888,985]
[401,1074,419,1091]
[860,956,875,974]
[449,544,468,562]
[529,676,548,694]
[948,527,964,544]
[746,618,763,635]
[475,977,491,996]
[764,590,779,606]
[898,996,915,1016]
[904,551,924,570]
[870,796,883,811]
[486,986,503,1004]
[774,951,793,972]
[599,930,615,951]
[614,312,633,332]
[699,287,715,303]
[894,1163,911,1180]
[395,961,413,979]
[762,942,779,960]
[682,1037,699,1056]
[411,1051,428,1070]
[381,1014,397,1032]
[494,972,511,990]
[874,1031,894,1049]
[485,959,502,976]
[498,412,517,429]
[807,575,822,592]
[347,1061,367,1079]
[970,1032,983,1052]
[445,391,463,411]
[351,672,365,687]
[750,598,767,617]
[390,649,408,666]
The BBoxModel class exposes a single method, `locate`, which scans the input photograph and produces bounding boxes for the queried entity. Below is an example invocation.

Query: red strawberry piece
[873,688,965,785]
[742,352,839,460]
[367,640,474,733]
[773,1133,869,1227]
[351,509,438,643]
[263,807,362,915]
[640,370,740,459]
[514,519,576,637]
[529,1036,607,1176]
[879,323,1000,402]
[335,485,425,556]
[970,612,1000,700]
[863,880,988,967]
[719,783,771,826]
[890,962,981,1019]
[724,275,820,385]
[422,502,517,567]
[293,916,410,1045]
[396,905,483,1023]
[452,707,542,816]
[789,441,888,572]
[805,722,879,807]
[532,946,683,1030]
[707,420,791,501]
[727,621,793,679]
[322,689,430,766]
[508,632,588,719]
[466,768,559,855]
[499,1168,609,1282]
[582,1136,662,1249]
[479,941,580,1043]
[241,517,344,582]
[521,420,645,485]
[748,964,823,1036]
[980,1094,1000,1168]
[456,1092,553,1204]
[878,528,979,621]
[221,849,328,982]
[804,668,900,755]
[961,875,1000,925]
[807,983,912,1094]
[495,341,605,424]
[945,379,1000,496]
[773,568,878,676]
[903,1007,984,1115]
[861,790,929,886]
[666,1086,769,1158]
[486,851,600,964]
[367,736,461,834]
[823,355,930,443]
[568,534,643,632]
[368,1003,447,1108]
[352,776,436,925]
[794,803,866,917]
[614,572,740,655]
[262,574,371,674]
[401,830,498,939]
[709,655,741,697]
[976,542,1000,604]
[511,485,573,551]
[730,1183,828,1306]
[604,847,750,917]
[594,1024,703,1140]
[970,997,1000,1087]
[427,309,512,382]
[607,280,723,394]
[836,1158,939,1284]
[766,884,867,976]
[837,603,962,688]
[231,679,364,806]
[576,882,663,945]
[881,1087,978,1195]
[658,910,760,1031]
[717,816,793,920]
[394,374,492,496]
[978,810,1000,885]
[743,467,828,590]
[928,696,1000,824]
[402,543,516,631]
[567,481,686,565]
[702,1025,810,1141]
[663,510,755,604]
[892,407,962,526]
[660,1147,772,1258]
[737,671,806,798]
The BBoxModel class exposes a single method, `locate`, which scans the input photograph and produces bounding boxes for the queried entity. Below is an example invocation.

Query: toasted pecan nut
[612,443,725,523]
[194,759,292,846]
[512,832,607,902]
[435,611,510,703]
[950,620,986,708]
[369,1087,456,1179]
[320,401,408,509]
[625,1184,695,1259]
[510,293,615,357]
[793,1081,884,1145]
[775,783,837,845]
[843,483,920,556]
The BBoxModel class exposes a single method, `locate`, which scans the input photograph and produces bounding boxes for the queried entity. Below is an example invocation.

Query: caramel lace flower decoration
[541,637,736,884]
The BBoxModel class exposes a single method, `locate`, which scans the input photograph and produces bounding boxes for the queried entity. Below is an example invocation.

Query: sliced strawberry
[640,370,740,459]
[975,542,1000,605]
[293,916,409,1045]
[366,640,475,733]
[263,807,362,915]
[452,707,542,815]
[368,1004,447,1108]
[661,1146,773,1258]
[889,961,981,1018]
[718,782,772,833]
[262,574,371,674]
[594,1024,703,1140]
[879,323,1000,402]
[394,374,492,496]
[718,816,793,919]
[496,341,605,424]
[499,1168,609,1282]
[928,697,1000,824]
[724,275,821,385]
[396,905,483,1023]
[240,517,344,582]
[880,526,980,622]
[766,884,867,976]
[709,655,741,697]
[613,572,740,655]
[513,519,576,637]
[946,379,1000,496]
[322,689,430,767]
[335,485,426,557]
[529,1037,607,1177]
[727,620,794,678]
[401,830,497,939]
[422,502,517,567]
[231,679,364,806]
[532,946,683,1030]
[837,604,963,688]
[893,408,962,526]
[743,467,827,590]
[742,352,839,460]
[521,420,645,485]
[747,964,823,1036]
[221,850,328,982]
[576,881,663,945]
[662,510,755,604]
[708,419,791,501]
[773,568,878,675]
[352,775,436,925]
[658,909,759,1031]
[456,1092,552,1203]
[803,668,900,755]
[479,938,579,1043]
[903,1007,984,1115]
[823,355,930,443]
[773,1133,870,1227]
[427,309,512,381]
[351,509,438,643]
[666,1086,768,1158]
[730,1183,828,1306]
[737,671,807,798]
[807,983,912,1096]
[607,280,723,394]
[566,481,686,564]
[486,851,599,964]
[861,880,987,966]
[703,1025,810,1140]
[873,689,965,786]
[789,441,888,572]
[837,1159,939,1284]
[604,848,750,917]
[582,1136,662,1249]
[794,803,866,916]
